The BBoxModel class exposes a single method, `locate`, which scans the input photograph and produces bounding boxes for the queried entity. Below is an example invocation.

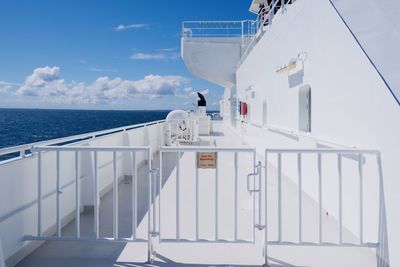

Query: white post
[338,154,343,245]
[159,151,162,240]
[0,236,5,267]
[37,151,42,237]
[298,153,302,243]
[196,152,199,240]
[318,153,322,244]
[215,152,219,241]
[94,151,99,239]
[277,153,282,242]
[56,150,61,238]
[234,152,238,240]
[75,151,80,238]
[358,154,364,244]
[113,151,118,240]
[264,151,269,266]
[132,152,137,240]
[176,152,180,240]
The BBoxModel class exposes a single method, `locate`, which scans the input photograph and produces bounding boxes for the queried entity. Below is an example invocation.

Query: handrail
[0,119,165,160]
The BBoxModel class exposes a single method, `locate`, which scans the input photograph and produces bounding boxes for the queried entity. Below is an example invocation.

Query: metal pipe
[265,148,380,154]
[264,151,269,266]
[113,151,118,240]
[160,146,255,153]
[298,153,302,243]
[215,152,219,241]
[159,152,162,240]
[75,151,80,238]
[176,152,180,240]
[37,151,42,237]
[94,151,99,239]
[278,153,282,242]
[56,150,61,238]
[358,154,364,244]
[338,154,343,245]
[234,152,238,240]
[196,152,199,240]
[132,152,137,240]
[318,153,322,244]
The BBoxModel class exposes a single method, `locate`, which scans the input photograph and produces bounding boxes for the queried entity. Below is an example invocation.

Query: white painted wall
[0,122,164,264]
[233,0,400,265]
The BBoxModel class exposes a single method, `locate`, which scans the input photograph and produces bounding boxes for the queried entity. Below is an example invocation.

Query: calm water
[0,109,171,149]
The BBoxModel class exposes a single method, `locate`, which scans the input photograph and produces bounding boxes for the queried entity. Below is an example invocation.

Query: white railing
[158,146,258,243]
[182,21,254,38]
[263,148,383,265]
[24,145,155,260]
[0,120,165,164]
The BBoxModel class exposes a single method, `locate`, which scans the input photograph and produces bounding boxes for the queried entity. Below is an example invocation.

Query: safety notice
[197,152,217,169]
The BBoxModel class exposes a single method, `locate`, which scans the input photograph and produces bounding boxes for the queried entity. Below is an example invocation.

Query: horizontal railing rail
[0,119,165,163]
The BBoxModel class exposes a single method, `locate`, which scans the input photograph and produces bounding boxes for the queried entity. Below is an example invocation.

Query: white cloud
[199,89,209,96]
[0,81,16,93]
[88,67,118,73]
[131,50,180,61]
[114,24,149,32]
[131,53,167,61]
[16,66,188,104]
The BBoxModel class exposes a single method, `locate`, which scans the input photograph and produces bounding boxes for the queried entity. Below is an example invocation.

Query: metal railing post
[147,148,152,262]
[176,151,180,240]
[358,154,364,244]
[75,151,80,238]
[196,152,199,240]
[94,151,99,239]
[113,151,118,240]
[132,151,137,240]
[318,153,322,244]
[277,153,282,242]
[56,150,61,238]
[297,153,302,243]
[234,152,238,240]
[37,151,42,237]
[264,150,269,266]
[215,152,219,241]
[338,154,343,245]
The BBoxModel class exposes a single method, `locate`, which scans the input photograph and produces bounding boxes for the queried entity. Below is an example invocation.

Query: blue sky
[0,0,254,110]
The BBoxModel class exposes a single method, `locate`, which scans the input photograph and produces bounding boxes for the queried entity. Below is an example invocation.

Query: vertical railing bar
[152,166,156,233]
[298,153,302,243]
[113,151,118,240]
[252,151,256,243]
[215,152,219,241]
[318,153,322,244]
[358,153,364,245]
[176,152,180,240]
[147,148,152,262]
[264,151,269,266]
[75,151,80,238]
[278,153,282,242]
[132,151,137,240]
[159,151,162,239]
[94,151,99,239]
[338,154,343,245]
[376,153,384,260]
[37,151,42,237]
[56,150,61,238]
[196,152,199,240]
[234,152,238,241]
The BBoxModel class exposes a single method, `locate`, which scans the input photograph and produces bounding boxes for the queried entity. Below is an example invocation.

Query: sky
[0,0,255,110]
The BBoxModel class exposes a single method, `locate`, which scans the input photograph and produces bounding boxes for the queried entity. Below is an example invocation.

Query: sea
[0,109,171,150]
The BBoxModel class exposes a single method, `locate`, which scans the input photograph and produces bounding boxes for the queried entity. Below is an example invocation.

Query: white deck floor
[16,121,377,266]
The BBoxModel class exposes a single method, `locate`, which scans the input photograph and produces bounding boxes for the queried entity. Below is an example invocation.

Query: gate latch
[247,161,263,193]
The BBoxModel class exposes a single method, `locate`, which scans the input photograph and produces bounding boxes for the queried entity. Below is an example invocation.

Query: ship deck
[16,121,377,267]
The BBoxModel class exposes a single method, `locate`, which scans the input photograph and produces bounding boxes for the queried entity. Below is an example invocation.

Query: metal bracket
[247,161,262,192]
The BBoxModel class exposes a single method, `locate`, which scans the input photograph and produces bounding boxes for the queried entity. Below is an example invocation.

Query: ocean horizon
[0,108,216,149]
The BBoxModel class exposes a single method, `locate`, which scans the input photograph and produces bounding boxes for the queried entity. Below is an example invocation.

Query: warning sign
[197,152,217,169]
